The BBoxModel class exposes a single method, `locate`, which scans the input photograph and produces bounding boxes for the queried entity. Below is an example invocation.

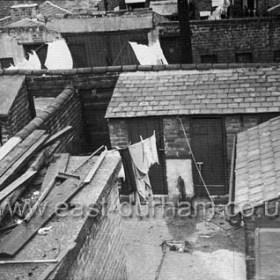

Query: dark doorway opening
[191,117,227,196]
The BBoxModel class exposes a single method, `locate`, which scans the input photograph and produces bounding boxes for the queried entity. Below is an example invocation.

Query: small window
[274,51,280,62]
[201,54,218,63]
[0,58,14,69]
[235,53,253,63]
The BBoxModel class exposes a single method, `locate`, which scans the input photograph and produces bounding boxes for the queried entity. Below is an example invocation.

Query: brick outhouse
[105,67,280,198]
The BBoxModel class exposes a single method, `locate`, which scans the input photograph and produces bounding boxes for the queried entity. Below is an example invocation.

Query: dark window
[0,57,14,69]
[201,54,218,63]
[274,51,280,62]
[235,52,253,63]
[23,43,48,68]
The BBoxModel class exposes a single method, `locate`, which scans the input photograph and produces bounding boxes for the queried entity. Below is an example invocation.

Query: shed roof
[234,116,280,212]
[105,68,280,118]
[0,75,25,116]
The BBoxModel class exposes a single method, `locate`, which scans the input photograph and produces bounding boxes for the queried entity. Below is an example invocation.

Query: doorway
[191,118,227,196]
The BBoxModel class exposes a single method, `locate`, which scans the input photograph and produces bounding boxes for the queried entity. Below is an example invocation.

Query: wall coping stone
[15,85,75,139]
[1,63,280,77]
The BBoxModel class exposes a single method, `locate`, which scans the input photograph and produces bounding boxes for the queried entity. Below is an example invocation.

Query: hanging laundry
[44,39,73,70]
[118,148,137,195]
[149,40,168,65]
[144,133,159,165]
[7,51,41,70]
[128,134,159,200]
[129,41,168,65]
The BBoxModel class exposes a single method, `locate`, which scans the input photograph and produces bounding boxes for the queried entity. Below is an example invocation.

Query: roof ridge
[0,63,279,76]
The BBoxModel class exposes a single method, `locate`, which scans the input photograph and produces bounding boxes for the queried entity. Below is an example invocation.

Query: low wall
[51,153,128,280]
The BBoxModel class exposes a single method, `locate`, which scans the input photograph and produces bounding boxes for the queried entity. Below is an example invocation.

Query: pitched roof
[0,75,25,116]
[105,68,280,118]
[234,116,280,212]
[39,1,72,17]
[2,18,44,29]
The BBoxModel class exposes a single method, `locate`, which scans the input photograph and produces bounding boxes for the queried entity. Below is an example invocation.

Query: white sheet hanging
[8,51,41,70]
[129,41,168,65]
[44,39,73,70]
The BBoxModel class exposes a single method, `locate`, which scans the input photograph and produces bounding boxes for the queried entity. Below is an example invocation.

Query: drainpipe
[177,0,193,63]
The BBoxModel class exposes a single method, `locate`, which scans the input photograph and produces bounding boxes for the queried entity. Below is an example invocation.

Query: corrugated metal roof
[0,75,25,116]
[234,116,280,212]
[105,68,280,118]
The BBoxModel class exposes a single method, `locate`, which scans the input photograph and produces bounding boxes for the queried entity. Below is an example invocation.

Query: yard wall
[51,155,128,280]
[15,85,83,154]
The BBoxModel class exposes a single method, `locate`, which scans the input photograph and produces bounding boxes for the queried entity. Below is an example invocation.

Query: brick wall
[15,85,83,154]
[160,17,280,64]
[25,72,119,152]
[107,113,279,196]
[108,119,129,148]
[1,82,33,144]
[51,155,128,280]
[163,117,190,159]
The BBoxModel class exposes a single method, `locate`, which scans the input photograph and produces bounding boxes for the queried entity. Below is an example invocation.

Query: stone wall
[160,17,280,64]
[1,81,33,144]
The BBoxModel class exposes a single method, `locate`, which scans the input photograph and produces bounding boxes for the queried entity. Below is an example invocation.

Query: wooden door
[127,118,168,195]
[191,118,227,196]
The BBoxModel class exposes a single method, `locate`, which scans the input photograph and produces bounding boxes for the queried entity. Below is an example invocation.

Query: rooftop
[39,1,72,18]
[234,116,280,212]
[0,75,25,117]
[2,18,44,29]
[105,67,280,118]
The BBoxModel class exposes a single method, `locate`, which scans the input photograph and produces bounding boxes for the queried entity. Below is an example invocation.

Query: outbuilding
[105,67,280,198]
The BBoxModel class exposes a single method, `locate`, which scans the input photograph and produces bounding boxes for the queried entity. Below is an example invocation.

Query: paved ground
[122,204,246,280]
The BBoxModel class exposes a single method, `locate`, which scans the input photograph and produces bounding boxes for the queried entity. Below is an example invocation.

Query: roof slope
[106,68,280,118]
[39,1,72,17]
[234,116,280,212]
[0,75,25,116]
[2,18,44,29]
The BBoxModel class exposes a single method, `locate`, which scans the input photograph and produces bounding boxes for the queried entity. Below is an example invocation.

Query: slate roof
[39,1,72,17]
[105,68,280,118]
[234,116,280,212]
[0,75,25,117]
[3,18,44,29]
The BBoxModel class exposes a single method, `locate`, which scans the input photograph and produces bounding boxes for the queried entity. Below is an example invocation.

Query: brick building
[233,115,280,280]
[105,66,280,197]
[160,17,280,64]
[0,75,34,145]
